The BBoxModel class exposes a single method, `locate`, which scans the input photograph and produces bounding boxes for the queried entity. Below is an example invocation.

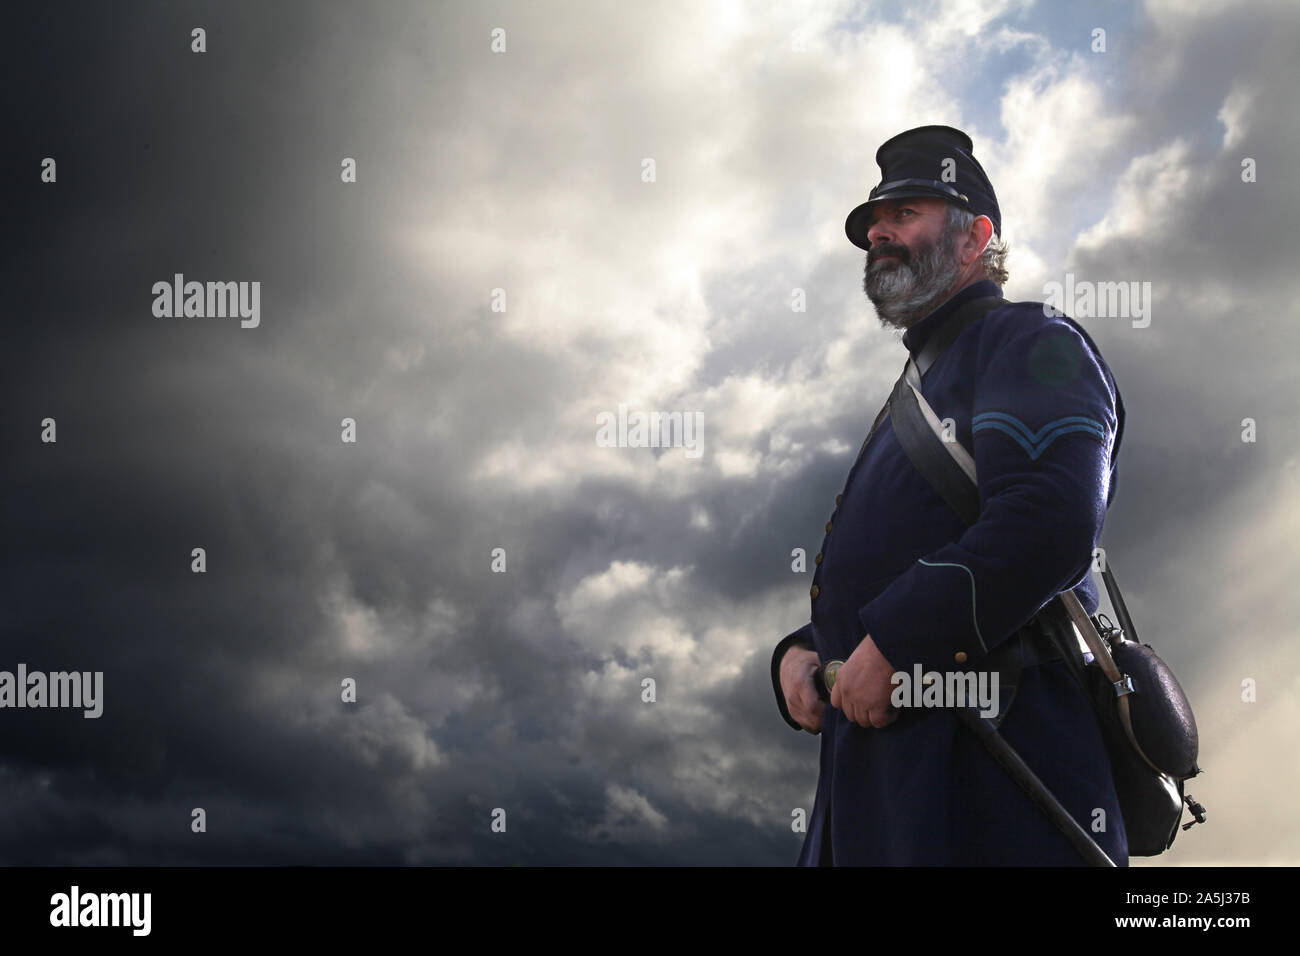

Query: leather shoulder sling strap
[854,295,1005,465]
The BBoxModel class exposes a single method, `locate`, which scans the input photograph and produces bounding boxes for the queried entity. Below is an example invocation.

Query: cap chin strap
[870,177,970,203]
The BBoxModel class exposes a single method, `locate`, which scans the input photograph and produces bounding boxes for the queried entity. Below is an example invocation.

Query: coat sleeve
[771,623,815,731]
[857,312,1119,675]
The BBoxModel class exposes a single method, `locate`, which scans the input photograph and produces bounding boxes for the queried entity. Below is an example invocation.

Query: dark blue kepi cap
[845,125,1001,250]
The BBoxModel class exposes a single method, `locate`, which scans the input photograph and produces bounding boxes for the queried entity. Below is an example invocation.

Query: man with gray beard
[861,200,968,331]
[769,126,1129,865]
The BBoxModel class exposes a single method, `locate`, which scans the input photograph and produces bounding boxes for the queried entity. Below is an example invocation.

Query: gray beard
[863,229,964,331]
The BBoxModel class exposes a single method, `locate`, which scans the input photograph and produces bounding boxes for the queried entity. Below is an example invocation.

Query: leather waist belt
[979,620,1066,728]
[1015,620,1066,668]
[983,621,1063,670]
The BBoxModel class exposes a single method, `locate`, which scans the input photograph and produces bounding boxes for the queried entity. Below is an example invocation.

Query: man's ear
[967,215,994,264]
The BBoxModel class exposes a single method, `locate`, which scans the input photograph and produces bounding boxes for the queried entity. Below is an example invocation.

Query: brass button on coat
[954,651,968,664]
[810,585,820,598]
[815,552,823,565]
[825,521,833,533]
[835,494,843,506]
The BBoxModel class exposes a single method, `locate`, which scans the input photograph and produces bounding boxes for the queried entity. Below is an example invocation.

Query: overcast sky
[3,0,1297,865]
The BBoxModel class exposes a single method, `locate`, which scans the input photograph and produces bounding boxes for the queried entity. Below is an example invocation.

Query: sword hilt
[813,660,844,702]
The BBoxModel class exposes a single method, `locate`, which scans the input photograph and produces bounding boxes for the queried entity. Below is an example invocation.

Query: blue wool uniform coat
[772,279,1129,866]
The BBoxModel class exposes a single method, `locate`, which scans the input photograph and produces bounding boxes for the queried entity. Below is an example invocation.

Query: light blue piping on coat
[917,557,987,652]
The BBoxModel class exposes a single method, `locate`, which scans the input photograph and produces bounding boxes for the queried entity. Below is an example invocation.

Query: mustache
[868,243,910,266]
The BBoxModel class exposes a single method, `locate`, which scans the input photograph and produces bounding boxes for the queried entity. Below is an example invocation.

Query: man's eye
[898,209,915,218]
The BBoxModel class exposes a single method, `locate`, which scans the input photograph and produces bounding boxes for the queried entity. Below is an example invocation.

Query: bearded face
[862,220,965,331]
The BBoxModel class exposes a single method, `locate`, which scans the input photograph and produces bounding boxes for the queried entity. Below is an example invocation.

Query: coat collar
[901,279,1004,357]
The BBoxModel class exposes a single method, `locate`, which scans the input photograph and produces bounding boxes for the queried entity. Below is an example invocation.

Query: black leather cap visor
[844,180,973,251]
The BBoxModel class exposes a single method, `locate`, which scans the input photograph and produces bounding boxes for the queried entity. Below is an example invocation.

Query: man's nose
[866,218,893,246]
